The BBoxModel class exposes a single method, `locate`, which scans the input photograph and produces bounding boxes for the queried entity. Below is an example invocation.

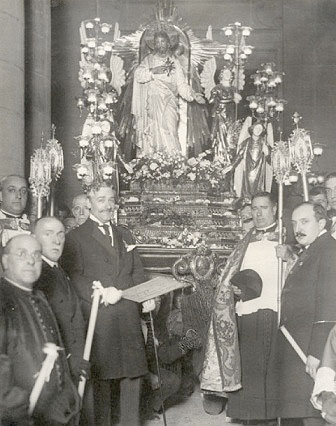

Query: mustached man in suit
[62,184,148,426]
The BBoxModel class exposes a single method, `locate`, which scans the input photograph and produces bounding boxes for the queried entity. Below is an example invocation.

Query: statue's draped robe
[132,54,193,155]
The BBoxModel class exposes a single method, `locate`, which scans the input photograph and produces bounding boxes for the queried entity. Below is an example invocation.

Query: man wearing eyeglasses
[0,234,80,425]
[0,175,30,247]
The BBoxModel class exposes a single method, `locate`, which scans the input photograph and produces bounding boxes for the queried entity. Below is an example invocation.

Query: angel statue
[233,117,274,199]
[201,61,242,162]
[132,30,205,156]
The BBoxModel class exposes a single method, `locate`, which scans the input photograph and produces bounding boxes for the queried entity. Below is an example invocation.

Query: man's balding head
[2,234,42,289]
[0,175,28,216]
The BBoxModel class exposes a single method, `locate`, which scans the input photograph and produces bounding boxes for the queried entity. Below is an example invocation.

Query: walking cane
[272,138,291,426]
[149,310,168,426]
[78,284,101,399]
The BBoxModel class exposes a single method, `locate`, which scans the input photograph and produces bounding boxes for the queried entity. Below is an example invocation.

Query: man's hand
[306,355,320,379]
[194,93,205,104]
[103,287,122,305]
[276,244,297,262]
[321,392,336,424]
[142,299,156,313]
[78,359,90,381]
[232,285,242,297]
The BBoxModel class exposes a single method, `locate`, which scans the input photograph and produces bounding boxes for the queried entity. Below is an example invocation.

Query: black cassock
[0,278,80,425]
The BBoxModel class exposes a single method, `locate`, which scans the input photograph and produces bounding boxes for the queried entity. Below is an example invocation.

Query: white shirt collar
[90,213,111,227]
[42,255,58,268]
[255,221,277,232]
[4,277,32,292]
[0,209,22,218]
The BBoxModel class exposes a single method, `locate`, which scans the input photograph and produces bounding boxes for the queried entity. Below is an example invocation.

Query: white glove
[104,287,123,305]
[142,299,156,313]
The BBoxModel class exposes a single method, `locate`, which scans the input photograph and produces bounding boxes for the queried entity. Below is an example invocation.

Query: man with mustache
[62,184,148,426]
[276,202,336,425]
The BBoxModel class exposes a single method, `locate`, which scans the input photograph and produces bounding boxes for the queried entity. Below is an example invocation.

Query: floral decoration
[120,151,232,192]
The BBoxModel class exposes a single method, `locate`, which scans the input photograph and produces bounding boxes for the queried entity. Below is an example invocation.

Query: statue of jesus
[132,30,204,156]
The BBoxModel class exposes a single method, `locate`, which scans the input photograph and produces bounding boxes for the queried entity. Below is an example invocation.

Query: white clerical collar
[1,209,22,218]
[90,213,111,227]
[4,277,32,292]
[42,255,58,268]
[255,222,277,232]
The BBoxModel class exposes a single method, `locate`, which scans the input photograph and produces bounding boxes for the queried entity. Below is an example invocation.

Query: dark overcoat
[34,260,86,381]
[61,218,148,380]
[277,232,336,419]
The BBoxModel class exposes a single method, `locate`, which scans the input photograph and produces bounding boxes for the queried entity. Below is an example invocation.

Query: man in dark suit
[33,217,87,383]
[33,216,93,425]
[277,202,336,425]
[62,184,148,426]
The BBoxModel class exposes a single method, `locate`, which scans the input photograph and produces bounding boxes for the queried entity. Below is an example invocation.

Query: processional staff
[271,136,291,325]
[29,138,52,219]
[46,124,64,216]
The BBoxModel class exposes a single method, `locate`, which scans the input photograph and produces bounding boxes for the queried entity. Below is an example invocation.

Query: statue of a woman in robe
[209,67,241,162]
[233,118,274,199]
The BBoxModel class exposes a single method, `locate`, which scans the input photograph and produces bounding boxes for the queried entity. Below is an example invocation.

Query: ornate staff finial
[271,140,291,185]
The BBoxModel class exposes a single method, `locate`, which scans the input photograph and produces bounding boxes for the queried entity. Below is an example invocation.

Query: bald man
[0,234,80,425]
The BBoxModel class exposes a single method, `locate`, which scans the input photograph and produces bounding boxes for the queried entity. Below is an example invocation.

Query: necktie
[100,223,113,246]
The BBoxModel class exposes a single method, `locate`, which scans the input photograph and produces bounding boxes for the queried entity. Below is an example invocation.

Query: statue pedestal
[138,246,230,275]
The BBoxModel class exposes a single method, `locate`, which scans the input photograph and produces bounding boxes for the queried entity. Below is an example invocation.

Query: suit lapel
[112,225,127,274]
[88,219,122,275]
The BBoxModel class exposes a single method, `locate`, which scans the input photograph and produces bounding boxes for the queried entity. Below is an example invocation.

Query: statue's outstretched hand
[150,65,166,75]
[194,93,205,104]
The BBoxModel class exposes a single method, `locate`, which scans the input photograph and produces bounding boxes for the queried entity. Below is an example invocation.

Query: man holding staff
[276,202,336,425]
[0,234,80,425]
[62,183,148,426]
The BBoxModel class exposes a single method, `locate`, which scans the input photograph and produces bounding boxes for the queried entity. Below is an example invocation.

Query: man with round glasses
[0,234,80,424]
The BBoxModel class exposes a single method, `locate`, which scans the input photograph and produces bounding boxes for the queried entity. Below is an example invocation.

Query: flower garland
[120,150,231,191]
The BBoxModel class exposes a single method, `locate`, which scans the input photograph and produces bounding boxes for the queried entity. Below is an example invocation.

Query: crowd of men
[1,173,336,425]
